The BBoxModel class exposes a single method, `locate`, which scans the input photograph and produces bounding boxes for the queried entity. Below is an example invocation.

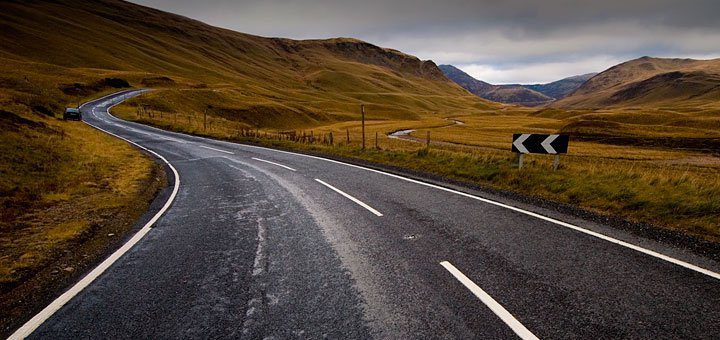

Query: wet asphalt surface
[27,90,720,339]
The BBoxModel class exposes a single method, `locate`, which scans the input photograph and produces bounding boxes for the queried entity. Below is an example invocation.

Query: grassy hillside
[481,86,553,106]
[0,0,495,128]
[554,57,720,109]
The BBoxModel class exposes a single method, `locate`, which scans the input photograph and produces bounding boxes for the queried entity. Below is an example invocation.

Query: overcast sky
[131,0,720,84]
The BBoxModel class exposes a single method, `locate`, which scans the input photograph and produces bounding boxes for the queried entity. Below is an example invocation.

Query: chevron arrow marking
[541,134,559,154]
[513,134,530,154]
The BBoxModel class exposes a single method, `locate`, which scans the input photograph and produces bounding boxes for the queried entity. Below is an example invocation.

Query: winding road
[11,90,720,339]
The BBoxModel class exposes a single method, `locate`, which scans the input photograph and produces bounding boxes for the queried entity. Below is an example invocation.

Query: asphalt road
[14,90,720,339]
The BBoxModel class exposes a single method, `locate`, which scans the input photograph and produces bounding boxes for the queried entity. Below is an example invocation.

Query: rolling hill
[553,57,720,109]
[439,64,592,106]
[0,0,496,129]
[481,85,553,106]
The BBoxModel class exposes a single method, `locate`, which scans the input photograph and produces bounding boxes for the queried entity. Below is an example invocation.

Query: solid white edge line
[251,157,296,171]
[198,145,234,154]
[101,90,720,281]
[440,261,539,340]
[315,179,383,217]
[8,91,180,340]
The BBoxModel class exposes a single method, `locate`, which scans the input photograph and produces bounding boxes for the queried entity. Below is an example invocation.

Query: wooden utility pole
[361,104,366,150]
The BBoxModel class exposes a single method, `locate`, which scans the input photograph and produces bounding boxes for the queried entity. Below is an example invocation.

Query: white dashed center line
[315,179,383,217]
[440,261,538,340]
[251,157,296,171]
[198,145,234,154]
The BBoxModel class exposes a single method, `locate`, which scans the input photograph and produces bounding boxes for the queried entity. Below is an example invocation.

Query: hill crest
[553,56,720,108]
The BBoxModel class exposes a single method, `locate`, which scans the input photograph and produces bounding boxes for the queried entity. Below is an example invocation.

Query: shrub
[103,77,130,88]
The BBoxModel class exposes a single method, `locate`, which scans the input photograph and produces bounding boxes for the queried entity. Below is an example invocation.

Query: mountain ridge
[524,73,597,99]
[439,64,594,106]
[553,56,720,108]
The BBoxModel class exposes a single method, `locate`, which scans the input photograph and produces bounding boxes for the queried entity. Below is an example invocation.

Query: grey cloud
[131,0,720,83]
[132,0,720,36]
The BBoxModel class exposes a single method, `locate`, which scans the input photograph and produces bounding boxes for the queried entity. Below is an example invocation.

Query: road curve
[13,90,720,339]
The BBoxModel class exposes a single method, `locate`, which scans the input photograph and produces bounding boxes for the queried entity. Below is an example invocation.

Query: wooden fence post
[361,104,366,150]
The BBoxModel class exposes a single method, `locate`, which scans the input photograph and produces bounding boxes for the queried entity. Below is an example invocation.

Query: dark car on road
[64,108,82,121]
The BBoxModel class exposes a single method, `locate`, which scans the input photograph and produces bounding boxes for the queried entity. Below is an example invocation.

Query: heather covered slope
[554,57,720,109]
[0,0,496,128]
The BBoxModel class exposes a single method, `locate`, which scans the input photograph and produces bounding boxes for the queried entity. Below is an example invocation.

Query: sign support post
[518,153,524,169]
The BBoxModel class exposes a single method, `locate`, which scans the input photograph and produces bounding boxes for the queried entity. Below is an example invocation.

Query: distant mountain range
[525,73,598,100]
[439,64,596,106]
[552,56,720,109]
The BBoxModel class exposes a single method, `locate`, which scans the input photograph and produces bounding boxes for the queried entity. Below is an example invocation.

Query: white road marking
[198,145,234,154]
[315,179,383,217]
[231,143,720,280]
[440,261,539,340]
[9,93,181,340]
[251,157,296,171]
[160,136,186,143]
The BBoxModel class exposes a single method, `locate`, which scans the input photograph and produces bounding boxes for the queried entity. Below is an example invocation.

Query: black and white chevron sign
[512,134,569,154]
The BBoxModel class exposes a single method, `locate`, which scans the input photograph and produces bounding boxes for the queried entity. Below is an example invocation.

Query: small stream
[387,129,416,139]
